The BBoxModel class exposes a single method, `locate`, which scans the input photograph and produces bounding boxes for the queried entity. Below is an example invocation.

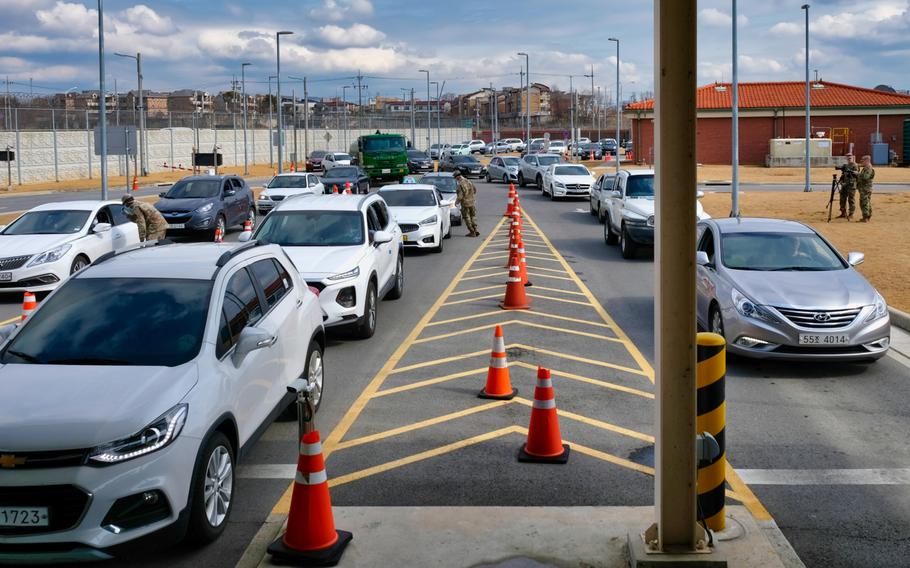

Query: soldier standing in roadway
[836,153,858,220]
[856,155,876,223]
[453,171,479,237]
[121,194,168,241]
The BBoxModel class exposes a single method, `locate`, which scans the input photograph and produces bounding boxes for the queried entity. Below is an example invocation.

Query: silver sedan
[485,156,522,184]
[695,218,890,361]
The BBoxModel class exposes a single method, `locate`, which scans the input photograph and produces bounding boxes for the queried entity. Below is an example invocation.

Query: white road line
[736,468,910,485]
[237,464,297,479]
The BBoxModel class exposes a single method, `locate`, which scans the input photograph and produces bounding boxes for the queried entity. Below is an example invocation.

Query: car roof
[379,184,437,192]
[177,175,237,182]
[272,172,309,177]
[709,217,816,234]
[30,200,119,212]
[420,172,454,178]
[276,194,373,212]
[78,242,277,280]
[620,169,655,176]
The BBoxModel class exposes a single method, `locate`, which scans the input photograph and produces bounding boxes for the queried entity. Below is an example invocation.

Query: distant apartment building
[167,90,213,113]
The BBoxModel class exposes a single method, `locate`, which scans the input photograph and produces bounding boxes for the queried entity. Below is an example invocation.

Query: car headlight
[88,404,187,465]
[865,293,888,323]
[622,211,647,225]
[26,244,72,267]
[260,193,271,201]
[646,215,655,227]
[327,266,360,281]
[419,215,438,226]
[732,288,780,324]
[554,182,566,188]
[197,202,214,213]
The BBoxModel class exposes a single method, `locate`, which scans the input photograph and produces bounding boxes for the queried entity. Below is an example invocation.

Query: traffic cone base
[478,386,517,400]
[518,443,570,464]
[267,530,353,567]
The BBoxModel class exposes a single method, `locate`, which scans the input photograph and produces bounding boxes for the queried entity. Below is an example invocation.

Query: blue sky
[1,0,907,101]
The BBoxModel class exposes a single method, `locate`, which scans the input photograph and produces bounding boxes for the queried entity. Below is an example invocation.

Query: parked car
[0,240,325,560]
[483,140,512,154]
[429,144,449,160]
[0,201,140,292]
[547,140,568,156]
[321,152,353,170]
[541,164,595,200]
[245,194,403,338]
[440,155,486,178]
[602,169,710,259]
[378,184,452,253]
[589,172,617,222]
[695,217,890,361]
[306,150,328,172]
[463,140,486,154]
[321,166,371,194]
[598,138,619,154]
[441,144,471,160]
[575,142,604,159]
[502,138,525,152]
[407,149,434,173]
[258,173,324,216]
[569,137,592,153]
[156,175,255,240]
[418,172,462,226]
[486,155,522,184]
[518,153,563,187]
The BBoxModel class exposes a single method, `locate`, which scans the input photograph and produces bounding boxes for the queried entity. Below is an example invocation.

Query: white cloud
[699,8,748,27]
[316,23,385,47]
[308,0,374,22]
[770,21,801,35]
[738,55,787,74]
[120,5,174,36]
[35,1,96,36]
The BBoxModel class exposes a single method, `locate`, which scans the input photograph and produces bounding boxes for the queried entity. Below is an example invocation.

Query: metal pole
[802,4,811,192]
[343,85,350,150]
[85,109,91,180]
[609,38,621,174]
[14,110,21,184]
[276,31,293,173]
[293,88,298,167]
[233,112,238,167]
[97,0,109,199]
[518,53,530,143]
[303,77,309,162]
[6,147,10,191]
[268,78,274,167]
[124,127,130,192]
[168,112,174,167]
[590,66,596,137]
[436,81,444,149]
[570,75,575,156]
[52,109,59,182]
[731,0,740,216]
[420,70,430,152]
[242,63,250,174]
[652,0,699,552]
[136,53,146,175]
[410,88,416,147]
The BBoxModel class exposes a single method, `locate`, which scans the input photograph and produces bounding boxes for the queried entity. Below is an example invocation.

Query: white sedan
[258,173,324,215]
[542,164,596,200]
[378,184,452,253]
[0,200,140,292]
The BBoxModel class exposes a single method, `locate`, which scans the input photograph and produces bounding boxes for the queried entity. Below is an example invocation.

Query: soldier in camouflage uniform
[856,155,875,222]
[454,171,479,237]
[122,194,168,241]
[836,153,858,220]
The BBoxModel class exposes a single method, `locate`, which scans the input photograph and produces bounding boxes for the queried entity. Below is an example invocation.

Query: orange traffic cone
[504,239,519,268]
[131,176,139,192]
[500,253,531,310]
[213,227,223,243]
[21,292,36,321]
[332,184,339,194]
[479,325,517,400]
[517,239,531,287]
[344,182,352,194]
[290,163,296,172]
[518,367,570,464]
[242,219,253,236]
[268,430,353,565]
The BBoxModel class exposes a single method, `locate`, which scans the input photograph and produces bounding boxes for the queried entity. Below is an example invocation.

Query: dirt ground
[701,191,909,312]
[585,163,910,184]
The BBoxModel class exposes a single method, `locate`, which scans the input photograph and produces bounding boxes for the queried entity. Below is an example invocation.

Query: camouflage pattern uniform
[126,199,168,241]
[455,174,479,236]
[837,161,858,218]
[857,164,875,221]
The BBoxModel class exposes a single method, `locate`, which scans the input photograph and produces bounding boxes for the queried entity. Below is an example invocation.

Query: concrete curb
[888,307,910,333]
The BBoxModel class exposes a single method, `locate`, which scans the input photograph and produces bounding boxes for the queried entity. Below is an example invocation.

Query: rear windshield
[332,154,352,161]
[1,278,211,367]
[255,210,364,247]
[165,179,221,199]
[380,190,437,207]
[2,210,89,235]
[268,176,308,189]
[554,166,590,176]
[364,137,406,152]
[420,176,457,193]
[721,232,846,271]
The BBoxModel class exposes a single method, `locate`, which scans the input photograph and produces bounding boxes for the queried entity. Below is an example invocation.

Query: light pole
[585,65,595,140]
[431,81,444,149]
[114,51,146,175]
[97,0,108,199]
[802,4,811,192]
[608,37,620,174]
[268,75,277,167]
[401,88,416,147]
[241,63,251,175]
[419,69,430,151]
[342,85,352,150]
[275,30,293,174]
[518,53,530,143]
[289,76,309,162]
[731,0,740,216]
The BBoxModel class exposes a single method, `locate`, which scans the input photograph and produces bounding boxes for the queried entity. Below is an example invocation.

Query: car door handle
[257,336,278,348]
[296,298,303,308]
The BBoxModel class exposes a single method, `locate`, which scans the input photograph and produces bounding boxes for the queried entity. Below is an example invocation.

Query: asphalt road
[0,178,908,567]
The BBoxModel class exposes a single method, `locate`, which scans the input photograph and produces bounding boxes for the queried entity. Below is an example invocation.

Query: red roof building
[625,81,910,165]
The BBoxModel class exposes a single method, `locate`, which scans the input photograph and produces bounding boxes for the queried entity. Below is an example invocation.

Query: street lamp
[342,85,353,150]
[275,30,293,174]
[517,53,530,143]
[288,76,309,162]
[114,51,145,176]
[241,62,251,175]
[584,65,596,140]
[97,0,109,199]
[802,4,811,192]
[608,38,620,174]
[419,69,430,151]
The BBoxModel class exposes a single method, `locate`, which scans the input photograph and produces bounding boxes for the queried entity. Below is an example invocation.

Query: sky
[0,0,908,102]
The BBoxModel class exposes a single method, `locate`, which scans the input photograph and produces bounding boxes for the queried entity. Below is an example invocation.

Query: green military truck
[349,132,410,184]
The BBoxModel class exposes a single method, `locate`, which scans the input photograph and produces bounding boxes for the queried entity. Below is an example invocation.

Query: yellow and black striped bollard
[697,332,726,531]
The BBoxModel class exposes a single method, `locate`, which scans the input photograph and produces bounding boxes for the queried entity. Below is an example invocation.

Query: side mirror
[261,185,269,189]
[159,192,167,198]
[232,326,277,367]
[93,222,112,234]
[695,251,712,267]
[238,231,253,243]
[847,252,865,266]
[373,230,393,245]
[224,188,236,197]
[696,190,705,199]
[440,198,455,207]
[611,190,621,198]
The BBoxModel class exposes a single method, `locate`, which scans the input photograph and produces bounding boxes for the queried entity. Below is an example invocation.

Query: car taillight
[308,286,321,296]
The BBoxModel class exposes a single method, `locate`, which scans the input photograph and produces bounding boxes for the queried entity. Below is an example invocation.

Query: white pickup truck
[602,169,710,259]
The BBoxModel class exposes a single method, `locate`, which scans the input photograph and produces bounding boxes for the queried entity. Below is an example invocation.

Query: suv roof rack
[91,238,176,267]
[215,239,264,268]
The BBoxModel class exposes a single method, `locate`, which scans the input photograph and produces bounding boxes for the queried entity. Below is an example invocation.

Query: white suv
[0,240,325,561]
[244,194,403,338]
[463,139,486,154]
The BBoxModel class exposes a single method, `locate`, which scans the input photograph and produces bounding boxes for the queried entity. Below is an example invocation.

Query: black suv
[155,175,256,239]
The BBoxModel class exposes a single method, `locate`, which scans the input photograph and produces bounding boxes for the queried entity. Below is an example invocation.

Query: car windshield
[537,155,561,166]
[165,179,221,199]
[332,154,352,161]
[554,166,589,176]
[502,157,521,166]
[268,176,308,189]
[721,232,846,271]
[408,150,428,159]
[1,278,210,367]
[420,176,457,193]
[324,167,359,178]
[453,156,480,164]
[364,137,406,152]
[430,144,441,149]
[255,210,364,246]
[2,210,89,235]
[626,176,654,198]
[380,190,436,207]
[309,151,327,159]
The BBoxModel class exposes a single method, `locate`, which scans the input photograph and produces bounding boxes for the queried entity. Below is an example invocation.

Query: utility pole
[802,4,812,192]
[241,63,251,175]
[356,69,366,130]
[304,77,309,161]
[114,51,146,175]
[731,0,740,216]
[276,30,293,173]
[569,75,575,152]
[436,81,445,148]
[292,88,298,167]
[585,65,596,139]
[419,70,430,151]
[518,53,530,143]
[97,0,109,200]
[609,38,621,174]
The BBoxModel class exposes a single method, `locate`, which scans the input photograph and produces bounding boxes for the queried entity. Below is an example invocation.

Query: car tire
[485,172,491,183]
[247,207,256,229]
[444,223,452,239]
[185,431,234,545]
[536,175,543,188]
[70,254,90,275]
[709,304,725,338]
[590,199,597,216]
[503,174,509,184]
[353,280,378,339]
[620,224,637,259]
[278,339,325,421]
[605,216,619,245]
[549,185,556,201]
[598,206,606,224]
[518,173,526,188]
[387,255,404,300]
[433,231,444,253]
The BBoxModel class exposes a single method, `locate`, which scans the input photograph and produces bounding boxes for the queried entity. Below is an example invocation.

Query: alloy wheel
[203,446,233,528]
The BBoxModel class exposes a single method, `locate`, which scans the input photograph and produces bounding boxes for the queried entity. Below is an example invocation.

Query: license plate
[167,223,185,229]
[402,235,408,242]
[0,273,11,282]
[0,507,49,527]
[382,168,391,174]
[798,334,850,345]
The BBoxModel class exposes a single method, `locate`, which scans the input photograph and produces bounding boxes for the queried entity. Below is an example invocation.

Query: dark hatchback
[321,166,371,194]
[155,175,255,239]
[306,150,328,172]
[407,150,433,173]
[440,155,486,178]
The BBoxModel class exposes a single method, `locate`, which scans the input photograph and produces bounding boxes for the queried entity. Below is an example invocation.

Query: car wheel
[709,304,725,338]
[485,172,491,183]
[386,255,404,300]
[518,173,526,188]
[549,185,556,201]
[444,223,452,239]
[503,174,509,184]
[433,230,444,253]
[70,254,90,275]
[209,215,226,241]
[353,280,377,339]
[605,216,619,245]
[185,431,234,544]
[620,224,638,259]
[598,206,606,224]
[536,175,543,188]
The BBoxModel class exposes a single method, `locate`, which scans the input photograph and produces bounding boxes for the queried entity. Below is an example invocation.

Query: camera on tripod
[835,164,856,177]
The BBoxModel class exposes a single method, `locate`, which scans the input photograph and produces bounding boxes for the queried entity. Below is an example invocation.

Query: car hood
[156,197,215,212]
[284,246,366,279]
[729,268,876,310]
[0,234,78,257]
[389,206,439,224]
[622,198,708,220]
[0,363,198,451]
[263,188,311,198]
[553,174,595,184]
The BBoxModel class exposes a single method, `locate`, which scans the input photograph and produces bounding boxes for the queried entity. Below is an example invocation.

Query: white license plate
[381,168,391,174]
[0,507,49,527]
[167,223,185,229]
[798,334,850,345]
[0,273,11,282]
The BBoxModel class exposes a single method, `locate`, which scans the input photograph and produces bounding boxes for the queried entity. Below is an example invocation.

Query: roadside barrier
[267,430,353,565]
[505,240,519,268]
[517,239,531,287]
[214,228,223,243]
[697,332,727,531]
[478,325,517,400]
[504,186,516,217]
[518,366,570,464]
[500,252,531,310]
[344,182,352,194]
[21,292,36,321]
[242,219,253,236]
[332,184,339,194]
[131,176,139,192]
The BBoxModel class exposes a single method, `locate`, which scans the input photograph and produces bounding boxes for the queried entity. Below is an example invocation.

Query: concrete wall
[0,127,473,185]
